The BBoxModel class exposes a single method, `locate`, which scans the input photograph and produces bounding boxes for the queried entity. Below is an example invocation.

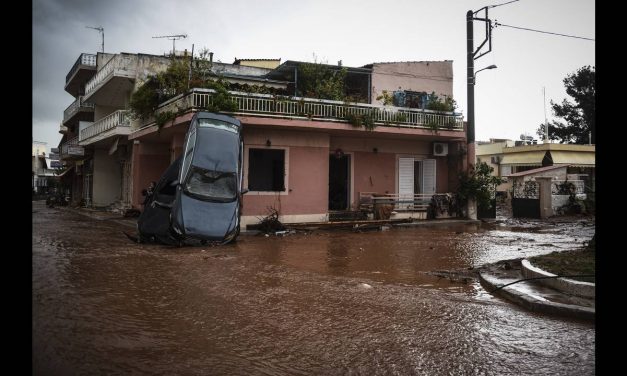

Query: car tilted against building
[135,112,245,245]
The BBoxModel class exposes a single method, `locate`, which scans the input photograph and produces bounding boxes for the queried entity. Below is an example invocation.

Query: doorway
[329,154,351,210]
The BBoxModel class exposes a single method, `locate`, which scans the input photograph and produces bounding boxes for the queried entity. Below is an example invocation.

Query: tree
[456,162,503,213]
[537,66,595,144]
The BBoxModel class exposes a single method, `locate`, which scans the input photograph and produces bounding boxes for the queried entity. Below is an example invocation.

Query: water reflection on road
[33,202,595,375]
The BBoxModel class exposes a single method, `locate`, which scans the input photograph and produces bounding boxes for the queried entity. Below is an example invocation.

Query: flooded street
[33,201,595,375]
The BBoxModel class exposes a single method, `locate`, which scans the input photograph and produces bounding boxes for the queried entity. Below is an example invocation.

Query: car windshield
[184,166,237,202]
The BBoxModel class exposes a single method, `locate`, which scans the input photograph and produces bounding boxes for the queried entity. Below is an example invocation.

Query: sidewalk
[477,259,594,321]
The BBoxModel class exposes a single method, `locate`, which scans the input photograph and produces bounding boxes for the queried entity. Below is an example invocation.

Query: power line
[488,0,520,9]
[494,21,594,41]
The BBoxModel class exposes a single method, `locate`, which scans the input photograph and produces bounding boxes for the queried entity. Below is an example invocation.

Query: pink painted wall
[131,142,170,208]
[352,151,396,207]
[242,145,329,216]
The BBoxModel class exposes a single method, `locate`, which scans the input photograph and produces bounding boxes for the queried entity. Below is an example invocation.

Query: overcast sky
[32,0,595,151]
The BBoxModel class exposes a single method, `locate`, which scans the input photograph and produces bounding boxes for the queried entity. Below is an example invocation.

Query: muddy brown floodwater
[32,201,595,375]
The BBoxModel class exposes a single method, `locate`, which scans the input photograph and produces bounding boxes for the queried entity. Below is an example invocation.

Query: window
[248,149,285,191]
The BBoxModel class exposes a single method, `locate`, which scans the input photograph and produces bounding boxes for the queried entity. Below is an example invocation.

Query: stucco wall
[242,145,329,217]
[242,128,329,217]
[371,61,453,106]
[352,151,396,208]
[92,149,121,207]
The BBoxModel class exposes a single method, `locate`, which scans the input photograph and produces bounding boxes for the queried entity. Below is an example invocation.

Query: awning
[549,151,595,167]
[500,151,546,166]
[56,165,75,178]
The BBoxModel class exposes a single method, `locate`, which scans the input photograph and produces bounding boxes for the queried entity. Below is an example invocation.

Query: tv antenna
[86,26,104,53]
[152,34,187,56]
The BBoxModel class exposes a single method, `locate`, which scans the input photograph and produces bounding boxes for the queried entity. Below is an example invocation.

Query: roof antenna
[86,26,104,53]
[152,34,188,56]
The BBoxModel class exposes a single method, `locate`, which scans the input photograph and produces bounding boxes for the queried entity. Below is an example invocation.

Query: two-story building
[128,59,468,227]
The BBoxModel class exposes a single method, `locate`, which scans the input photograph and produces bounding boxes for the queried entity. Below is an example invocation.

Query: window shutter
[422,159,436,194]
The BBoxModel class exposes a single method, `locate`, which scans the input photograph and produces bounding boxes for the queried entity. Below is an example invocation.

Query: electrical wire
[494,22,595,41]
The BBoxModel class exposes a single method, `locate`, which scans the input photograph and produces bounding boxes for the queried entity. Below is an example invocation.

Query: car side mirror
[170,180,180,187]
[241,188,249,195]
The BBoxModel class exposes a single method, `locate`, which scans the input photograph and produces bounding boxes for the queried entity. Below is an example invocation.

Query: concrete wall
[371,61,453,106]
[92,149,121,207]
[94,105,119,121]
[134,54,172,90]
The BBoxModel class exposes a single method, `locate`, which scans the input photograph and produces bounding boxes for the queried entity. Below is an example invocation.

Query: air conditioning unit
[433,142,449,156]
[491,155,502,164]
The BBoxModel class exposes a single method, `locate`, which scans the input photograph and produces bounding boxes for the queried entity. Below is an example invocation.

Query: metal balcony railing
[60,136,83,157]
[63,96,95,122]
[66,53,96,84]
[84,55,136,97]
[155,89,464,131]
[80,110,130,142]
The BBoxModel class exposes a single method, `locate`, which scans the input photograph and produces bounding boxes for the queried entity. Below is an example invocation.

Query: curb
[478,271,594,321]
[521,259,595,299]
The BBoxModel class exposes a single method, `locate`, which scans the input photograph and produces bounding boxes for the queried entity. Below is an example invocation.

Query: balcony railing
[80,110,130,142]
[63,96,95,123]
[66,53,96,84]
[155,89,464,131]
[84,55,136,98]
[60,136,84,158]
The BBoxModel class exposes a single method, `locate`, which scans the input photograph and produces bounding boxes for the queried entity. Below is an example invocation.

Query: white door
[422,159,436,195]
[398,157,415,209]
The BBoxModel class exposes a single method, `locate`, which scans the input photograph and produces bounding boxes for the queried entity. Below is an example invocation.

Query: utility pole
[152,34,187,56]
[86,26,104,53]
[543,87,550,143]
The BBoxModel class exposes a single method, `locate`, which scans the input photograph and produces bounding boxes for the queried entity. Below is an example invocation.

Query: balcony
[65,53,97,97]
[155,89,464,132]
[83,54,137,107]
[60,137,85,160]
[79,110,131,146]
[62,96,95,128]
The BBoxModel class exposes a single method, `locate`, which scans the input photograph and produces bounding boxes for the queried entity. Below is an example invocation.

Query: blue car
[133,112,246,246]
[170,112,246,244]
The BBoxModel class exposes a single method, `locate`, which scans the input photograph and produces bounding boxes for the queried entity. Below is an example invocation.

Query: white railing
[359,192,437,212]
[155,88,464,131]
[66,53,96,84]
[80,110,130,142]
[63,96,95,122]
[84,55,136,97]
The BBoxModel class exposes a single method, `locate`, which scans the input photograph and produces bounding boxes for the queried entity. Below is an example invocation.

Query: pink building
[128,60,468,227]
